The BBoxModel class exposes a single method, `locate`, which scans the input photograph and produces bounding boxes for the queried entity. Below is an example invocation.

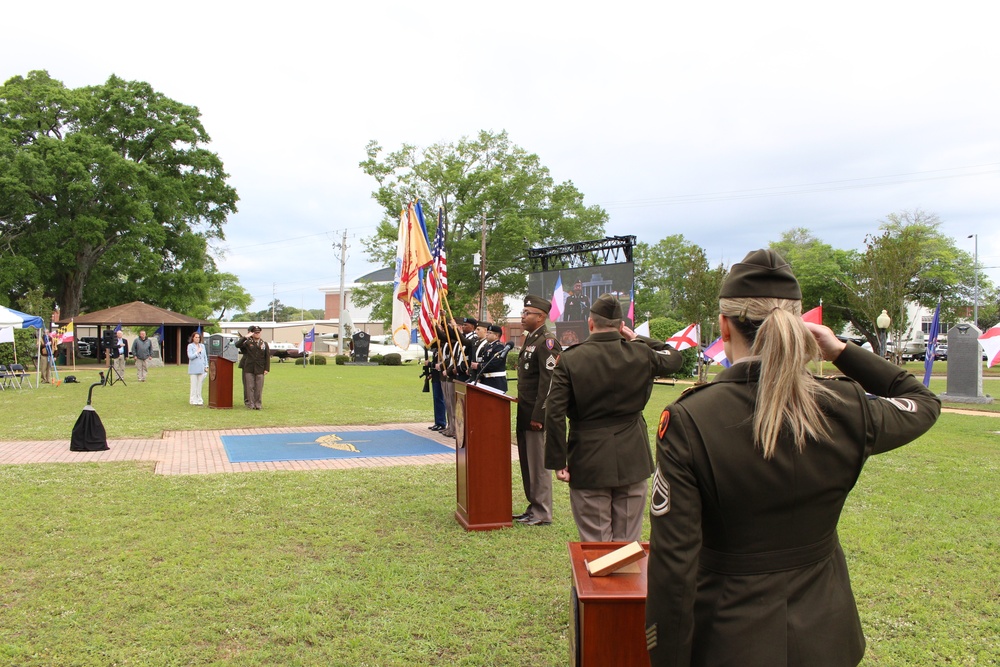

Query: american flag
[418,209,447,345]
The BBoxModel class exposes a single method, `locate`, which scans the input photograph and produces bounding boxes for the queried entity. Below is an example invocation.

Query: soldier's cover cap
[719,249,802,300]
[248,325,262,332]
[590,293,623,319]
[524,294,551,313]
[488,324,503,334]
[478,320,493,329]
[462,317,478,327]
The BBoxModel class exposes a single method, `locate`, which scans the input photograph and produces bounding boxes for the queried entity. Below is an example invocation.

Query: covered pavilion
[57,302,210,365]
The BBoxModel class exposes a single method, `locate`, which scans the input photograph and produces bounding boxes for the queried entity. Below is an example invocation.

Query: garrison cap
[590,293,623,319]
[248,325,262,332]
[487,323,503,334]
[719,249,802,300]
[461,317,478,327]
[523,294,551,314]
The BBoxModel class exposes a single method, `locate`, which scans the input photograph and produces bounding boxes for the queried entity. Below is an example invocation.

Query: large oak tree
[0,70,239,316]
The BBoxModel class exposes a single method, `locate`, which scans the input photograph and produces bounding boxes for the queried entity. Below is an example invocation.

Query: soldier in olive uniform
[561,280,590,322]
[544,294,682,542]
[514,295,561,526]
[645,250,941,667]
[235,325,270,409]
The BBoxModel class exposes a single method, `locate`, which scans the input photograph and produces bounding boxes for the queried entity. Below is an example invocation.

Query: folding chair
[8,363,32,389]
[0,365,10,390]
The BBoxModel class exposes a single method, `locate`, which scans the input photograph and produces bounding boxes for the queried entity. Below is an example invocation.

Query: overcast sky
[5,1,998,315]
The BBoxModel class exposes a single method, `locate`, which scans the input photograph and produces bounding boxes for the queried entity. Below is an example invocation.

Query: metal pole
[479,213,487,321]
[968,234,979,328]
[338,229,348,355]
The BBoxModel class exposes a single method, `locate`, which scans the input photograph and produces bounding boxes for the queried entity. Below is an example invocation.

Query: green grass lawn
[1,363,997,665]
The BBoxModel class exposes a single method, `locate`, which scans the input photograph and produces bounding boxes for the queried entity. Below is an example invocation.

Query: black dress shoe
[525,518,551,526]
[515,514,534,523]
[513,512,530,521]
[429,425,444,431]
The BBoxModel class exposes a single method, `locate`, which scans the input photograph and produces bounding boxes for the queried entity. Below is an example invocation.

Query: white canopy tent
[0,305,46,387]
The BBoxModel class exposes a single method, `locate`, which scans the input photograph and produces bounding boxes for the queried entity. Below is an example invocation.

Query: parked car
[367,335,426,363]
[935,344,948,361]
[76,340,93,357]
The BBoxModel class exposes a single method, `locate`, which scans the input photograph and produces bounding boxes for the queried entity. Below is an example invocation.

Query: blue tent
[0,305,44,329]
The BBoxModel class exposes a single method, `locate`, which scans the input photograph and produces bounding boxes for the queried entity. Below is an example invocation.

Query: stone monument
[939,324,993,404]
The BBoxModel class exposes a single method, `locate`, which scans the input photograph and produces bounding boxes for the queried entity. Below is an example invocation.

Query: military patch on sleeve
[877,396,918,413]
[646,623,657,650]
[650,465,670,516]
[657,409,670,440]
[546,338,555,350]
[545,355,557,371]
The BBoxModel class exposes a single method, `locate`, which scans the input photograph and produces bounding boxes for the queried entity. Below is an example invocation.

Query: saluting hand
[619,322,638,341]
[804,322,847,361]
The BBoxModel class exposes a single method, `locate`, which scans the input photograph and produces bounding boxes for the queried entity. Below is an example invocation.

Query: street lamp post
[968,234,979,329]
[877,309,892,359]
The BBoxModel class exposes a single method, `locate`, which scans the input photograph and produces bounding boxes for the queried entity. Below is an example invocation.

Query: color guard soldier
[645,249,941,666]
[472,323,511,392]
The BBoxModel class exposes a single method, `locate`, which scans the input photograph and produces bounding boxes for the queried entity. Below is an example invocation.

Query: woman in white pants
[187,332,208,405]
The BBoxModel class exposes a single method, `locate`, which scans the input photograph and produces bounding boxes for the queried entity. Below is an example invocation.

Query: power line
[600,163,1000,210]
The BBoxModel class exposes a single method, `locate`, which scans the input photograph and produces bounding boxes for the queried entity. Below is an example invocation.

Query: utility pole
[334,230,349,355]
[272,283,276,322]
[479,213,488,321]
[968,234,979,329]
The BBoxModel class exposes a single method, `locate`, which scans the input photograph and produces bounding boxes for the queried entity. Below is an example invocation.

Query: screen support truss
[527,236,637,272]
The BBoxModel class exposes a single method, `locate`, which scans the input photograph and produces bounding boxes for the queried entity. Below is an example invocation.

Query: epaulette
[675,382,716,402]
[813,373,853,382]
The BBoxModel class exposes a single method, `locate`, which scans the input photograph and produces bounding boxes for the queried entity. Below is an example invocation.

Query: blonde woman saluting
[645,249,941,667]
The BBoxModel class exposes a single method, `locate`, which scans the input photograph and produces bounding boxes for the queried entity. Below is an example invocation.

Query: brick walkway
[0,424,517,476]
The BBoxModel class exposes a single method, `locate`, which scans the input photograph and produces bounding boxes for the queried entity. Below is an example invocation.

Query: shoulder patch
[657,409,670,440]
[545,355,557,371]
[545,338,555,350]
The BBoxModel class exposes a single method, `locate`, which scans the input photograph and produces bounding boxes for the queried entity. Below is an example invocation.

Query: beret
[487,324,503,334]
[719,249,802,300]
[524,294,552,314]
[462,317,478,326]
[478,320,492,329]
[590,293,623,319]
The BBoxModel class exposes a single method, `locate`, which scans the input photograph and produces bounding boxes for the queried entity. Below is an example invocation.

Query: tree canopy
[0,70,239,317]
[358,130,607,321]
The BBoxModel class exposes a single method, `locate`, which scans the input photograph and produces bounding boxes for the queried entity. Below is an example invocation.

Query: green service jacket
[516,325,561,426]
[544,330,683,489]
[645,343,941,667]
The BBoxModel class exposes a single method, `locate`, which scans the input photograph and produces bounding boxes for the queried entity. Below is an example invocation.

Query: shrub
[369,354,384,365]
[506,348,520,371]
[382,353,402,366]
[294,355,327,365]
[334,355,349,365]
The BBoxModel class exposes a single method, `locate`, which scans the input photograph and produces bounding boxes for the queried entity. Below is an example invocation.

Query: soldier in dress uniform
[645,249,941,667]
[472,323,511,392]
[544,294,682,542]
[562,280,590,321]
[514,295,561,526]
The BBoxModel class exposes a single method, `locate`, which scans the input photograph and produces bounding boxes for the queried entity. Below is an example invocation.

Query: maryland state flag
[58,320,75,343]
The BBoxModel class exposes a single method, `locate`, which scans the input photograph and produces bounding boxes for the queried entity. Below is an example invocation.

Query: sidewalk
[0,423,507,476]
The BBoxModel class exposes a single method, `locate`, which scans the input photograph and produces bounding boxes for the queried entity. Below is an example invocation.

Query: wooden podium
[454,381,516,531]
[208,358,234,409]
[568,542,650,667]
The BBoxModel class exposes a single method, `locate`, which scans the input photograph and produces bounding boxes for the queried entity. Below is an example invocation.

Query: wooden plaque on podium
[568,542,650,667]
[454,381,516,531]
[208,358,234,409]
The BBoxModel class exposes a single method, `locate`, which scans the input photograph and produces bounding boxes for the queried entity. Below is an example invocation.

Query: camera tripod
[105,352,127,386]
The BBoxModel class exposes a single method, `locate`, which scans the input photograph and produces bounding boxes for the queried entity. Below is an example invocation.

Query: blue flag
[114,322,122,333]
[155,325,165,343]
[922,301,941,388]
